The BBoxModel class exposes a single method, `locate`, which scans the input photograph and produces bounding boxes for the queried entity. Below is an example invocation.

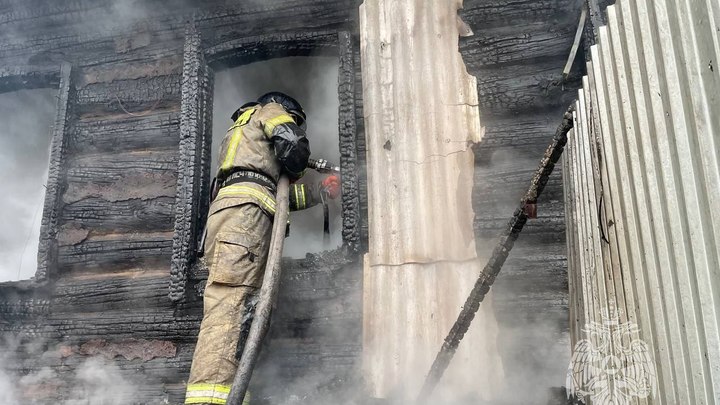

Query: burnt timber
[0,0,582,403]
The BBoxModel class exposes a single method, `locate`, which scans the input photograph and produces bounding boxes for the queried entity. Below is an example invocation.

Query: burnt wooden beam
[351,44,368,250]
[63,150,178,209]
[75,74,182,117]
[65,150,178,180]
[461,0,581,27]
[169,23,210,302]
[460,21,576,68]
[60,197,175,234]
[37,62,74,283]
[57,232,173,273]
[474,173,565,211]
[474,111,568,152]
[42,309,198,341]
[474,59,581,115]
[51,272,174,313]
[205,31,339,69]
[69,111,181,154]
[474,215,567,245]
[338,31,361,252]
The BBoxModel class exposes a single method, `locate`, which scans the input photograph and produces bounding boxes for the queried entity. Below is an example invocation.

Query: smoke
[212,56,342,258]
[0,336,134,405]
[0,89,56,282]
[65,357,134,405]
[0,337,21,404]
[492,319,571,403]
[472,130,571,403]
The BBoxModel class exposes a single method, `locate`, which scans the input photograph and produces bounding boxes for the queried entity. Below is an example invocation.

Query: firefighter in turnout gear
[184,92,340,405]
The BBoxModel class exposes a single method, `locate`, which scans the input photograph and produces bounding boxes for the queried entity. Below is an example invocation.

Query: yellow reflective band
[186,384,231,394]
[263,113,295,137]
[185,397,226,404]
[293,185,300,210]
[221,126,244,172]
[185,384,251,405]
[299,184,306,210]
[216,185,277,214]
[185,383,231,404]
[220,108,256,172]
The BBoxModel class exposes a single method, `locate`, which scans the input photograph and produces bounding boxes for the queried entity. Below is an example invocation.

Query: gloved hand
[320,174,341,199]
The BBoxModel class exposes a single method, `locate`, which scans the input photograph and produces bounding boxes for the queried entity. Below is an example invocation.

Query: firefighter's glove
[320,175,341,199]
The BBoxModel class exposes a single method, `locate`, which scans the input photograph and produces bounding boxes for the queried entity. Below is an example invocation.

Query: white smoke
[0,89,56,282]
[0,337,20,404]
[0,336,134,405]
[65,357,134,405]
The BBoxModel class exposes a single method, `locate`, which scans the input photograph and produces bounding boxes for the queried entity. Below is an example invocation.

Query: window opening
[0,88,56,281]
[212,56,341,258]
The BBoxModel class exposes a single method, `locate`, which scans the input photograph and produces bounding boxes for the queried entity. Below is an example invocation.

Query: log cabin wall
[0,0,582,403]
[0,1,362,404]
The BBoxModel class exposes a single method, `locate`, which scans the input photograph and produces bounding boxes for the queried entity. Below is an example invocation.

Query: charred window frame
[0,62,75,286]
[169,25,361,302]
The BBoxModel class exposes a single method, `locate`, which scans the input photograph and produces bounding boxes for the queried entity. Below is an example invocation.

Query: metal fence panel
[565,0,720,402]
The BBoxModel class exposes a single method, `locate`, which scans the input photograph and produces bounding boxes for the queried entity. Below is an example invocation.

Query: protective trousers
[185,203,273,405]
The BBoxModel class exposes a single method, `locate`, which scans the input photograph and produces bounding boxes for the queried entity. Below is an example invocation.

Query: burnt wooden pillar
[338,31,361,253]
[37,62,74,282]
[170,23,213,302]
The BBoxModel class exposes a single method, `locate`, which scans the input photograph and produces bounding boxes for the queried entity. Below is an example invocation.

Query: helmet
[257,91,307,128]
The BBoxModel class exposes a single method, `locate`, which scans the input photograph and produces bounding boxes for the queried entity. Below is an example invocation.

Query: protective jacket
[211,102,318,218]
[185,102,319,405]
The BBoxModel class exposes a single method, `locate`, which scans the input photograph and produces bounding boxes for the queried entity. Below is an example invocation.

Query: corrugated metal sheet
[566,0,720,402]
[359,0,501,399]
[360,0,482,267]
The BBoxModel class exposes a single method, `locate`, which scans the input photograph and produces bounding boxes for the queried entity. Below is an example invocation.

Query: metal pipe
[227,174,290,405]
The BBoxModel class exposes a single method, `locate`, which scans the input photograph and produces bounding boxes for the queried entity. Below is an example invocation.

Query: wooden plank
[462,0,580,26]
[461,21,576,68]
[62,150,178,204]
[474,59,581,115]
[69,111,181,154]
[56,232,173,272]
[60,197,175,233]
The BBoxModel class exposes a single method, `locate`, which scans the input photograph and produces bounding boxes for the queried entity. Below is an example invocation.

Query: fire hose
[417,105,575,401]
[227,174,290,405]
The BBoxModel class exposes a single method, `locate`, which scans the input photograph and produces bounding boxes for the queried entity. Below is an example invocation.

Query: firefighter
[184,92,340,405]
